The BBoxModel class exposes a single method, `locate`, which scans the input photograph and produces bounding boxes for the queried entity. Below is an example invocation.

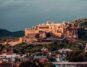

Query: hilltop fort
[24,21,79,43]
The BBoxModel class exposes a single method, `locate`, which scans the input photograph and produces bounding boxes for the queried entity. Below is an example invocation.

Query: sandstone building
[24,21,79,43]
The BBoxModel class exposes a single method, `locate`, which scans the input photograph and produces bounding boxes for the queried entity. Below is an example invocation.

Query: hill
[12,31,24,37]
[72,18,87,40]
[72,18,87,28]
[0,29,24,38]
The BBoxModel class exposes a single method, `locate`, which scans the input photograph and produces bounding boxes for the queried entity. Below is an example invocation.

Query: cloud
[0,0,87,31]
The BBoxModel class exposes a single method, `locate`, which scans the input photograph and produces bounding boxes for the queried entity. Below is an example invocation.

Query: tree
[67,51,85,62]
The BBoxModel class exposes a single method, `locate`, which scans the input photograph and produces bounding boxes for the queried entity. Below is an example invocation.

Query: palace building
[24,21,79,43]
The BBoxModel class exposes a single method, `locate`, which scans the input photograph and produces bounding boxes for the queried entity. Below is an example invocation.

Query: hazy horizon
[0,0,87,31]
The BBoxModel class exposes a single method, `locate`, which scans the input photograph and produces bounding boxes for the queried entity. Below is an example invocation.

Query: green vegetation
[72,18,87,28]
[73,18,87,41]
[78,28,87,40]
[19,60,54,67]
[67,51,87,62]
[11,39,86,54]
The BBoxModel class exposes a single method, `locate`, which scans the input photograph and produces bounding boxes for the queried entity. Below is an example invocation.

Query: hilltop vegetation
[72,18,87,28]
[71,18,87,41]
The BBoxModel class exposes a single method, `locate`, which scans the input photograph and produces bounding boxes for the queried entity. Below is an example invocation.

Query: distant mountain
[12,31,24,37]
[0,29,24,38]
[0,29,11,37]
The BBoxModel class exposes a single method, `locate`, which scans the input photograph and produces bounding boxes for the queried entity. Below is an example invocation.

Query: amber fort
[24,21,79,43]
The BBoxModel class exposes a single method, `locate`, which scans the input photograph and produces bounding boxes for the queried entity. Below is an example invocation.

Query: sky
[0,0,87,31]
